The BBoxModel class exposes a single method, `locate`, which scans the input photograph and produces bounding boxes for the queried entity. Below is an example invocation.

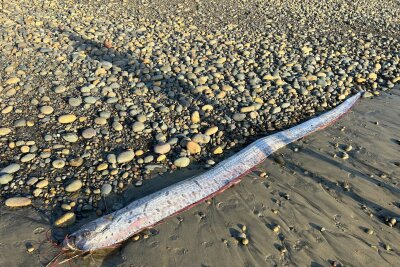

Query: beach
[1,0,400,266]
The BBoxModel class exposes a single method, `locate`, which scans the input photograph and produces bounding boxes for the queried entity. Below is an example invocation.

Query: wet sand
[1,90,400,266]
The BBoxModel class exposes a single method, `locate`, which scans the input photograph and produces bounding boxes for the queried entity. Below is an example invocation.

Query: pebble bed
[0,0,399,224]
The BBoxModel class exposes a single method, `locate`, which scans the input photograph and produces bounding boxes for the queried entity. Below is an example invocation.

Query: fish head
[63,217,113,251]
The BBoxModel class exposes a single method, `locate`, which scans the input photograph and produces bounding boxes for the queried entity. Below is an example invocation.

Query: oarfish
[63,92,362,252]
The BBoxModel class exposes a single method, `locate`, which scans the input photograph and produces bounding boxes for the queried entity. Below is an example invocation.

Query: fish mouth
[63,235,79,251]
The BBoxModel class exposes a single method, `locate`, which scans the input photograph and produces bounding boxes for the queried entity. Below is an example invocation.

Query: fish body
[64,92,362,251]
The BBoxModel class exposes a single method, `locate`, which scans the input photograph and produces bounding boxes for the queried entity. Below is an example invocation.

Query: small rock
[82,128,96,139]
[39,106,54,115]
[132,121,145,132]
[68,98,82,107]
[5,77,20,85]
[0,163,21,174]
[191,111,200,123]
[97,163,108,171]
[5,197,32,207]
[0,174,13,184]
[117,150,135,163]
[69,157,83,167]
[154,143,171,154]
[192,133,211,144]
[36,180,49,188]
[55,212,76,227]
[344,144,353,152]
[58,114,77,124]
[205,126,218,136]
[213,146,223,154]
[233,113,246,122]
[65,180,83,192]
[0,127,11,136]
[101,184,112,195]
[63,133,79,143]
[186,141,201,154]
[20,153,35,163]
[52,159,66,169]
[174,157,190,167]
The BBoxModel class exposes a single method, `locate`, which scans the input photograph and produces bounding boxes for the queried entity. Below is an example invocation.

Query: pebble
[205,126,218,136]
[97,163,108,171]
[82,128,96,139]
[154,143,171,154]
[241,238,249,245]
[65,180,83,192]
[69,157,84,167]
[192,134,211,144]
[101,183,112,195]
[68,98,82,107]
[36,179,48,188]
[58,114,77,124]
[132,122,145,132]
[191,111,200,123]
[55,212,76,227]
[186,141,201,154]
[39,106,54,115]
[213,146,223,154]
[5,197,32,207]
[0,127,11,136]
[20,153,35,162]
[233,113,246,122]
[117,150,135,163]
[0,174,14,184]
[52,159,66,169]
[63,133,79,143]
[5,77,20,85]
[341,152,349,160]
[0,163,21,174]
[344,144,353,152]
[174,157,190,167]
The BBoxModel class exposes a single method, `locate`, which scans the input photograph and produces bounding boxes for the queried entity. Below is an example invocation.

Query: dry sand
[1,90,399,266]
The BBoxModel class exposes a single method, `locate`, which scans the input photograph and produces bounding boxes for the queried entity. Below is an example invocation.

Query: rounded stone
[58,114,77,124]
[0,127,11,136]
[63,133,79,143]
[191,111,200,123]
[39,105,54,115]
[132,121,145,132]
[52,159,66,169]
[0,163,21,174]
[55,212,76,227]
[136,114,147,123]
[117,150,135,163]
[65,180,83,192]
[36,180,49,188]
[186,141,201,154]
[101,184,112,195]
[154,143,171,154]
[68,98,82,107]
[233,113,246,122]
[5,197,32,207]
[205,126,218,136]
[82,128,96,139]
[174,157,190,168]
[0,174,13,184]
[97,163,108,171]
[20,153,35,163]
[69,157,83,167]
[94,117,107,125]
[192,133,211,144]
